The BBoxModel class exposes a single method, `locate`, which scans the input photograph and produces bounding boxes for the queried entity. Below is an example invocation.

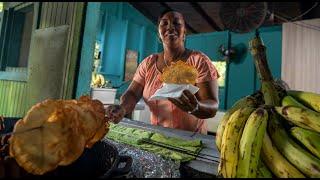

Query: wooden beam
[129,2,158,25]
[189,2,222,31]
[159,2,198,33]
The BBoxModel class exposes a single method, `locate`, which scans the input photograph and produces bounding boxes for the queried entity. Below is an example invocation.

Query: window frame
[0,2,40,82]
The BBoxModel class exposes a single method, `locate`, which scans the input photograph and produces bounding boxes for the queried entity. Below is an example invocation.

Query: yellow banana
[288,90,320,112]
[261,132,305,178]
[93,74,101,85]
[237,108,268,178]
[216,94,260,152]
[218,107,255,178]
[282,95,308,110]
[257,159,273,178]
[268,113,320,177]
[98,74,105,86]
[275,106,320,133]
[291,127,320,159]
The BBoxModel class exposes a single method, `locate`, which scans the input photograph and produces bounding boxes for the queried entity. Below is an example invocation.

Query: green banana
[216,95,259,152]
[237,108,268,178]
[291,127,320,159]
[268,113,320,177]
[275,106,320,133]
[261,132,305,178]
[257,159,273,178]
[288,90,320,113]
[282,95,309,110]
[218,107,255,178]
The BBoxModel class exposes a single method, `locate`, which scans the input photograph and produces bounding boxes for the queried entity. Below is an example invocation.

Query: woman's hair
[157,10,184,26]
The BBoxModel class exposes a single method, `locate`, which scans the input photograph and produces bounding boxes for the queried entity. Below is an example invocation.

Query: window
[212,61,227,87]
[0,3,35,71]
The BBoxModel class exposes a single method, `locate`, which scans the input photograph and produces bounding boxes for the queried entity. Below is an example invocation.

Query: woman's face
[158,12,186,46]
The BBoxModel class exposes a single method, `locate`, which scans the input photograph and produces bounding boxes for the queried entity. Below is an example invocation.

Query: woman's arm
[120,81,144,115]
[105,81,144,123]
[169,80,219,119]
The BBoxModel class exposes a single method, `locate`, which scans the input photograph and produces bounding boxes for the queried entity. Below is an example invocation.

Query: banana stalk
[291,127,320,159]
[218,107,255,178]
[261,81,281,106]
[237,108,268,178]
[275,106,320,133]
[268,113,320,177]
[261,132,305,178]
[249,34,280,106]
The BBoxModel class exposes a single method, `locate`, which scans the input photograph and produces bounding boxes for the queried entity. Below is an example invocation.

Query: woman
[106,10,220,135]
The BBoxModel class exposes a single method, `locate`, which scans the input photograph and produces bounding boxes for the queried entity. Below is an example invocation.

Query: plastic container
[90,88,117,105]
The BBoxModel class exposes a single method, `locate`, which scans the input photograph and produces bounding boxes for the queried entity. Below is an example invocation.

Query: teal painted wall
[98,2,160,97]
[185,26,282,110]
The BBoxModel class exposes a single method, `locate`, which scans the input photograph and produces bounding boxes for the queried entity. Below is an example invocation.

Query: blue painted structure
[76,2,101,98]
[77,2,282,110]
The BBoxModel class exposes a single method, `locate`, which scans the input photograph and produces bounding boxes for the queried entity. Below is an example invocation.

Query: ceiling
[129,2,320,34]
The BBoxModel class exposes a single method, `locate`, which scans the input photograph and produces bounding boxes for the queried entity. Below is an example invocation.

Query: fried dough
[8,96,108,175]
[160,60,198,84]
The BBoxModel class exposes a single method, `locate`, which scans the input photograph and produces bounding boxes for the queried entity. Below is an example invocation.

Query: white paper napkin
[149,83,199,101]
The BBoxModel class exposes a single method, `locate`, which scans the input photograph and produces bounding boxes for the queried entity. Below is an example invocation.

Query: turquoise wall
[186,26,282,110]
[98,2,160,97]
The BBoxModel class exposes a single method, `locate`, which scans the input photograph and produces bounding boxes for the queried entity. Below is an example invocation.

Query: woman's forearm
[191,99,219,119]
[120,90,140,115]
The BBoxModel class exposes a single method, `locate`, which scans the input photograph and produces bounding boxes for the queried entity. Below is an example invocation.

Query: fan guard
[219,2,268,33]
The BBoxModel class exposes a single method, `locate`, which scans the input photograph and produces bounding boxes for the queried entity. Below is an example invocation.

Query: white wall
[282,18,320,93]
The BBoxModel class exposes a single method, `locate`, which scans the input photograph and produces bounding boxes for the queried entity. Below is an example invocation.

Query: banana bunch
[216,90,320,178]
[91,73,106,88]
[216,34,320,178]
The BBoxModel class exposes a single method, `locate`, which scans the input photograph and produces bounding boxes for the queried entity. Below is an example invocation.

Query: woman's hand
[168,90,199,114]
[105,105,126,124]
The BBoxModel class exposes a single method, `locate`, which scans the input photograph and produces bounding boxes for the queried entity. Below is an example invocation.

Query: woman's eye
[160,21,168,26]
[174,21,182,26]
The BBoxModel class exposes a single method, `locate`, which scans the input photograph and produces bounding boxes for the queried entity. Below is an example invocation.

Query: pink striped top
[133,51,219,134]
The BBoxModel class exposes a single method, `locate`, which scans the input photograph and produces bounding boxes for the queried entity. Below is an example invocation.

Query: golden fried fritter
[65,96,107,147]
[160,60,198,84]
[8,96,108,175]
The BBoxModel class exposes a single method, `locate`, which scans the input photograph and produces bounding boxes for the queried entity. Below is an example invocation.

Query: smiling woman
[105,10,220,135]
